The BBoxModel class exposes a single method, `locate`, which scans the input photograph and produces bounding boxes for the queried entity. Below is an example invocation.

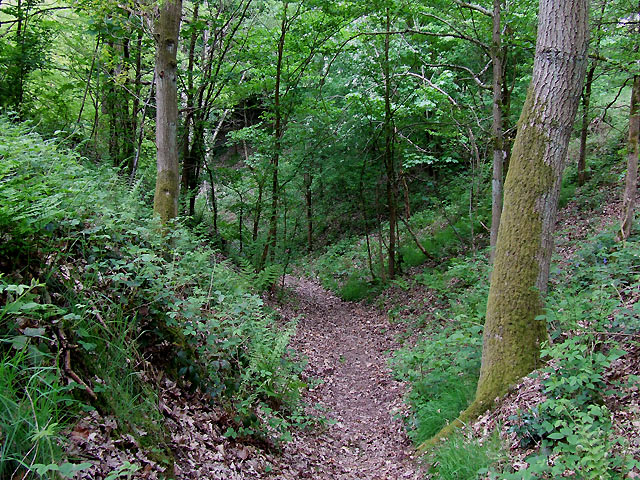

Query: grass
[410,375,477,444]
[429,431,503,480]
[0,345,70,478]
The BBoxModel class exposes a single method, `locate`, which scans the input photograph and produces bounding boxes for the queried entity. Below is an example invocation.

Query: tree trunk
[489,0,506,263]
[260,1,287,268]
[181,2,199,216]
[206,164,219,235]
[383,9,397,279]
[359,158,376,280]
[620,74,640,241]
[121,36,135,173]
[253,180,263,242]
[153,0,182,223]
[577,2,607,187]
[304,171,313,252]
[474,0,588,412]
[577,64,595,186]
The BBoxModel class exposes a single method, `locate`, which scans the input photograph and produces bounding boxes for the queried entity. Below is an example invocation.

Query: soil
[271,275,424,480]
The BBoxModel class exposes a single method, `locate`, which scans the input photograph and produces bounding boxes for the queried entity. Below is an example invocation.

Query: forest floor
[67,275,425,479]
[270,275,425,480]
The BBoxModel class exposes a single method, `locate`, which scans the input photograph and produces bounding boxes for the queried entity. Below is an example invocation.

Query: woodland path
[271,276,424,480]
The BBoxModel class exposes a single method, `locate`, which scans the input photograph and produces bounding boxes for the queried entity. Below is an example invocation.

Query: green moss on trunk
[475,90,552,407]
[154,169,179,223]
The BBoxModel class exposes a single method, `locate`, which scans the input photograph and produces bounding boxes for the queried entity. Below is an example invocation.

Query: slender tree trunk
[489,0,506,263]
[620,74,640,241]
[577,2,607,187]
[78,36,101,124]
[107,39,118,167]
[383,9,397,279]
[131,73,155,183]
[153,0,182,223]
[187,125,205,216]
[15,0,25,117]
[181,2,199,216]
[359,153,375,279]
[253,181,263,242]
[206,164,219,235]
[474,0,588,413]
[304,171,313,252]
[121,37,135,173]
[374,183,387,283]
[577,64,595,186]
[260,1,287,268]
[239,195,244,254]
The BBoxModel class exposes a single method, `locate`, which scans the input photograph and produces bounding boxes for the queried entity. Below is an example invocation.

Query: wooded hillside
[1,0,638,478]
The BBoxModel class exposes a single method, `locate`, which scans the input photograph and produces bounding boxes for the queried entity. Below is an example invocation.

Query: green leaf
[58,462,93,477]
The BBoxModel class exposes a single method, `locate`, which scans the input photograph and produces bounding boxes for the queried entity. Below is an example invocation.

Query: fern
[236,257,282,291]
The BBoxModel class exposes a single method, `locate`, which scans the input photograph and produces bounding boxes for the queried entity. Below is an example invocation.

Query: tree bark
[474,0,588,411]
[577,64,595,186]
[620,74,640,241]
[383,8,397,279]
[304,171,313,252]
[153,0,182,223]
[181,2,199,216]
[577,2,607,187]
[260,1,287,268]
[489,0,505,263]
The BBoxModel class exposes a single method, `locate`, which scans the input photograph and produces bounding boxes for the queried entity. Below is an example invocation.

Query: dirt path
[272,276,424,480]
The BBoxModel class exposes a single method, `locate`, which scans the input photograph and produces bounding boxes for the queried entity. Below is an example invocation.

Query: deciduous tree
[153,0,182,223]
[476,0,589,410]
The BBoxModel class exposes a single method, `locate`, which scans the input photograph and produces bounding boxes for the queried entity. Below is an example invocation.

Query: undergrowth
[302,173,489,301]
[390,141,638,478]
[393,228,639,479]
[0,118,305,477]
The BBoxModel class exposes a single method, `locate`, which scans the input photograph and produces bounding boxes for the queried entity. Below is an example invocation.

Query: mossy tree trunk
[619,3,639,241]
[475,0,588,410]
[153,0,182,224]
[620,74,640,241]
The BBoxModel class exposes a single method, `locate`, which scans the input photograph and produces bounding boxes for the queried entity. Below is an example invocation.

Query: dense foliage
[0,119,304,477]
[0,0,639,478]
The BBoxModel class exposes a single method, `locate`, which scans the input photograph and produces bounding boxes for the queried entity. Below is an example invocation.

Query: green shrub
[502,233,640,479]
[0,117,306,453]
[400,244,428,267]
[338,274,371,301]
[0,280,91,479]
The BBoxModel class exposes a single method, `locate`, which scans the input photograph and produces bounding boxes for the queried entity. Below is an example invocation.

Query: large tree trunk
[153,0,182,223]
[489,0,506,263]
[475,0,588,411]
[620,74,640,241]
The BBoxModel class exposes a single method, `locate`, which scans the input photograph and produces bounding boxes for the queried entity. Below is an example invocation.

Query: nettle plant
[505,340,630,479]
[504,234,640,479]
